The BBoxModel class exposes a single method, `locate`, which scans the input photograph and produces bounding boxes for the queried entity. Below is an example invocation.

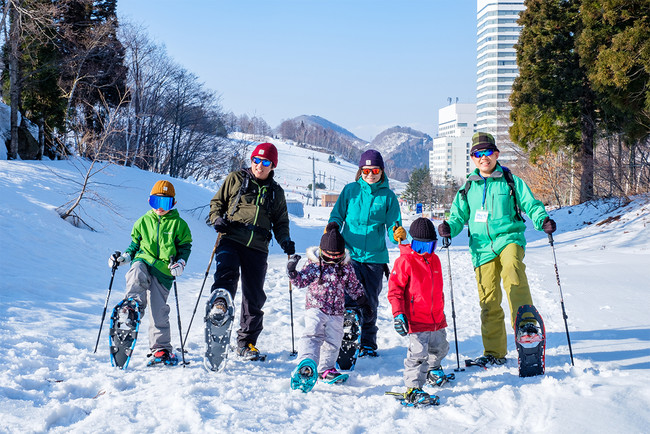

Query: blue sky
[117,1,477,142]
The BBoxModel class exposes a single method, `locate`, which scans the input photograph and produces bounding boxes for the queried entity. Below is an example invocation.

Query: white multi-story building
[429,103,477,185]
[476,0,525,156]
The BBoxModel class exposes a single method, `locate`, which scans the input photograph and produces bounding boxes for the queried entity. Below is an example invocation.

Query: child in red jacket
[388,217,450,405]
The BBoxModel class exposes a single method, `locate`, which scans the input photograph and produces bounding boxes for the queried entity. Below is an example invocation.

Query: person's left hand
[281,239,296,255]
[393,225,407,242]
[169,259,186,277]
[542,217,556,234]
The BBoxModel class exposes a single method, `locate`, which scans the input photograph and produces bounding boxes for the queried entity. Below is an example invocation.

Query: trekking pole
[170,257,188,366]
[442,238,464,372]
[94,251,120,353]
[288,254,297,357]
[183,234,221,346]
[548,234,575,366]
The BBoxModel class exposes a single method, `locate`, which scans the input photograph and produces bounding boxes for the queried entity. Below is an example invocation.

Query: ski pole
[442,237,464,372]
[548,234,575,366]
[288,254,297,357]
[183,234,221,347]
[170,257,188,366]
[94,251,120,353]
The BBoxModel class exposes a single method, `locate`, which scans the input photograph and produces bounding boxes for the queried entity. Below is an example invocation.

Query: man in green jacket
[208,142,294,360]
[438,132,556,366]
[109,180,193,366]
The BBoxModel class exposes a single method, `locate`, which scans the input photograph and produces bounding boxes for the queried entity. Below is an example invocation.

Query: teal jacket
[125,209,193,289]
[329,176,402,264]
[447,163,548,268]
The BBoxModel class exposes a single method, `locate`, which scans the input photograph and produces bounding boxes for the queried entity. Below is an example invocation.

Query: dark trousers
[211,238,268,348]
[346,260,385,350]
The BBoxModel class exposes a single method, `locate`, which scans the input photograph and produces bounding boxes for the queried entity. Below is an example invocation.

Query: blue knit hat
[359,149,384,169]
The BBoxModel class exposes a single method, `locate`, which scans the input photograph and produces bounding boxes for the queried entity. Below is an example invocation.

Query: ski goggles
[252,156,272,167]
[471,149,495,159]
[361,168,382,175]
[411,239,437,255]
[321,250,345,264]
[149,195,175,211]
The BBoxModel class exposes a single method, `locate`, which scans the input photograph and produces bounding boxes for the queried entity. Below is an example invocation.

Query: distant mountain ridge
[275,116,431,182]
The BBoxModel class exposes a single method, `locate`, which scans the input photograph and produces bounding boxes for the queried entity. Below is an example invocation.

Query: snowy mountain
[1,148,649,432]
[369,126,433,182]
[292,115,366,144]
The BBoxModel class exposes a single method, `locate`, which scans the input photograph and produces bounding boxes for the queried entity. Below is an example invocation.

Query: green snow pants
[474,243,533,359]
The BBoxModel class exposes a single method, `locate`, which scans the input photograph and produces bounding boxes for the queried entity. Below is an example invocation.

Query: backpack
[459,165,524,222]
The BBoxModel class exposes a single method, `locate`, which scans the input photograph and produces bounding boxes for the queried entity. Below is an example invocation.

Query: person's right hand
[393,225,407,242]
[437,221,451,238]
[287,254,301,275]
[108,252,130,268]
[393,314,409,336]
[213,217,230,233]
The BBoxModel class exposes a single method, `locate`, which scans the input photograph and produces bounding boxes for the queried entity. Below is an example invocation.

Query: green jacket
[447,163,548,268]
[329,176,402,264]
[125,209,193,290]
[209,169,291,253]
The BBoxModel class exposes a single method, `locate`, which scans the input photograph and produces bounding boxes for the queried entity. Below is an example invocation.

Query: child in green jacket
[108,180,192,366]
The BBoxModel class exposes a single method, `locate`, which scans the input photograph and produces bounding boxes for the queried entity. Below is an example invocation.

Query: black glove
[355,293,367,306]
[437,221,451,238]
[281,239,295,255]
[542,217,556,234]
[287,254,301,276]
[213,217,230,233]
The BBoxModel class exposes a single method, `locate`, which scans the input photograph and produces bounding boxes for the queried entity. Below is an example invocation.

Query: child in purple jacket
[287,223,366,392]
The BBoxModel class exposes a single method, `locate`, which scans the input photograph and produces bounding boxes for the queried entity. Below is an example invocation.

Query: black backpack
[459,165,524,222]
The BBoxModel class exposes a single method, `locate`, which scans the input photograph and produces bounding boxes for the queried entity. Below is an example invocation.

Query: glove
[437,221,451,238]
[542,217,556,234]
[213,217,230,233]
[287,254,301,276]
[393,225,407,242]
[355,293,367,306]
[108,252,130,268]
[169,259,186,277]
[281,239,296,255]
[393,314,409,337]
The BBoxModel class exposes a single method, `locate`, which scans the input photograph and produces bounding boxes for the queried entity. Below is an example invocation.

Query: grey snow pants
[298,308,344,374]
[404,329,450,389]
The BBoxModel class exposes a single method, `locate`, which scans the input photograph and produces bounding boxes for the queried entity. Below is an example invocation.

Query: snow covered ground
[1,148,649,433]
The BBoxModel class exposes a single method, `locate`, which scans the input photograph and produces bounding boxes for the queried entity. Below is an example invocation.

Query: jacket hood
[305,246,351,264]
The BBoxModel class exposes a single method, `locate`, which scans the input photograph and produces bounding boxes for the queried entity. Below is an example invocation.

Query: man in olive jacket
[438,132,556,366]
[208,142,294,360]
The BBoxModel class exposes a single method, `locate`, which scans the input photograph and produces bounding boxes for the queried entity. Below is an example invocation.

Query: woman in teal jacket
[329,150,403,356]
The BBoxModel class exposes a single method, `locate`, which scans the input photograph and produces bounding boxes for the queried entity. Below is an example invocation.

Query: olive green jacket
[208,169,290,253]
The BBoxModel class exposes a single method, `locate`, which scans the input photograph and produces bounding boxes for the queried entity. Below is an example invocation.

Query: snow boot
[319,368,349,384]
[148,349,178,366]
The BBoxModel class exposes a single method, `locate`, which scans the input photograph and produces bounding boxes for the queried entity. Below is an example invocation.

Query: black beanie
[409,218,437,242]
[320,222,345,253]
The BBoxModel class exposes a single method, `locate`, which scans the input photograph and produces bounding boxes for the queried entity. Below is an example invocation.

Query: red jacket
[388,244,447,333]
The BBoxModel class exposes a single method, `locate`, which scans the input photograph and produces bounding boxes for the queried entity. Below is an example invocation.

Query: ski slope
[1,153,649,433]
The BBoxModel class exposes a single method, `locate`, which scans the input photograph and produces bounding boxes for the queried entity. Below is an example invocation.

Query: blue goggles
[252,156,272,167]
[471,149,495,158]
[149,195,175,211]
[411,239,437,255]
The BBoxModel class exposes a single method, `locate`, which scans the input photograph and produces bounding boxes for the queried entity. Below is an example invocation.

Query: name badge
[474,209,489,223]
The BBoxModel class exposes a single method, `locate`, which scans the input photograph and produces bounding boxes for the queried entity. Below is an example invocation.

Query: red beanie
[251,142,278,168]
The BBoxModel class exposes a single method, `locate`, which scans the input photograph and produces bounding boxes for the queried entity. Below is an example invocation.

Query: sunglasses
[471,149,495,158]
[149,195,175,211]
[252,156,272,167]
[361,168,382,175]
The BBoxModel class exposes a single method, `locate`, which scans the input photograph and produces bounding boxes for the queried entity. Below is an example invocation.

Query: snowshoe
[385,388,440,407]
[319,368,349,385]
[358,345,378,358]
[147,349,178,366]
[290,358,318,393]
[465,354,507,368]
[426,368,455,387]
[336,308,361,370]
[515,304,546,377]
[109,298,141,369]
[204,289,235,372]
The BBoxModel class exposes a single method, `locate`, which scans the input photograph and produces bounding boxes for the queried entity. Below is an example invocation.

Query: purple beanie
[359,149,384,169]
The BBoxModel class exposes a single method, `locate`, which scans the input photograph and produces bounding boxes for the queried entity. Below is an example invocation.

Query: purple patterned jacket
[289,247,365,316]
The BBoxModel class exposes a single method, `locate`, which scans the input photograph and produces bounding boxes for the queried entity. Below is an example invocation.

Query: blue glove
[394,314,409,336]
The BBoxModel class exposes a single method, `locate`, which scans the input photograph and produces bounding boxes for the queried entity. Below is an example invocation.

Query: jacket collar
[467,162,504,182]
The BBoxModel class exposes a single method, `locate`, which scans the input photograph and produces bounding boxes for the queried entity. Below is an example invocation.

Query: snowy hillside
[1,154,649,432]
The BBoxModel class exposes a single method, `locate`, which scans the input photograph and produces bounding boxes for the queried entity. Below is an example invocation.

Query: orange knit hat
[150,180,175,197]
